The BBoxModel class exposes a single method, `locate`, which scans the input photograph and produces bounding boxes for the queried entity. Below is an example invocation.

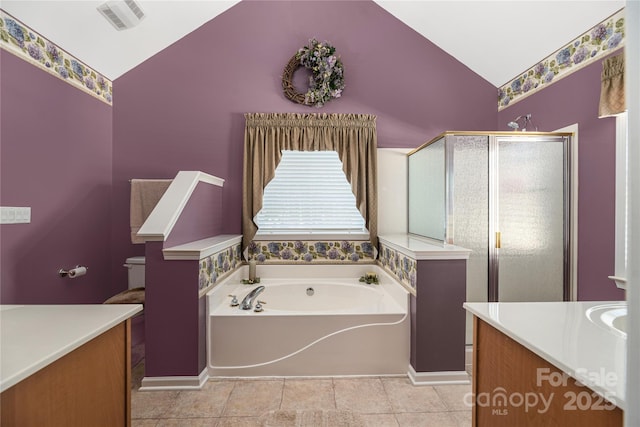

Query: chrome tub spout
[240,285,265,310]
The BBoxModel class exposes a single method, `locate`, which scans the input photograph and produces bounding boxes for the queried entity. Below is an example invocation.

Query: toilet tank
[124,256,145,289]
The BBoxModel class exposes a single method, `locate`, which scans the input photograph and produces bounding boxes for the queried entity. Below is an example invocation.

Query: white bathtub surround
[156,234,243,295]
[207,264,409,377]
[378,234,472,294]
[464,301,627,410]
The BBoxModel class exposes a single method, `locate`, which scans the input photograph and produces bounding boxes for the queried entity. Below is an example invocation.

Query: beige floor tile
[434,384,473,412]
[260,410,364,427]
[280,379,336,411]
[381,377,447,413]
[164,381,235,418]
[132,420,159,427]
[223,380,284,417]
[334,378,393,414]
[131,389,180,419]
[395,411,460,427]
[450,410,472,427]
[215,416,262,427]
[359,413,400,427]
[156,418,218,427]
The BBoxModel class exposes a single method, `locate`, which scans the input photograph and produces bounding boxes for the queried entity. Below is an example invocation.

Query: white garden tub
[207,264,409,377]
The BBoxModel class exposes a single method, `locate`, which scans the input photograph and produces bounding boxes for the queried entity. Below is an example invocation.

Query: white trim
[625,2,640,424]
[407,365,470,386]
[379,234,471,260]
[137,171,224,242]
[254,232,370,241]
[139,368,208,391]
[163,234,242,260]
[609,112,628,291]
[465,345,473,375]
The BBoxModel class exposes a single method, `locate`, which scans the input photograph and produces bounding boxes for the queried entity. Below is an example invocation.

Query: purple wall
[144,182,224,377]
[497,54,624,301]
[0,51,115,304]
[411,259,467,372]
[0,0,620,339]
[144,241,201,377]
[164,182,223,248]
[110,0,497,292]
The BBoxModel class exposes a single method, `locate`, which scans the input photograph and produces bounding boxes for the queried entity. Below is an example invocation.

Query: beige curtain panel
[242,112,378,250]
[599,51,625,117]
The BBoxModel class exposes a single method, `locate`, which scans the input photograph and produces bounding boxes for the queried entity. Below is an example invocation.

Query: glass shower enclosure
[408,132,572,342]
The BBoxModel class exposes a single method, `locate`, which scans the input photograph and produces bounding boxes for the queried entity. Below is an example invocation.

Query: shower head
[507,114,535,131]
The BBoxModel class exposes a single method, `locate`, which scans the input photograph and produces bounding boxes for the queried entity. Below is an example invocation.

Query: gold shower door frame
[444,134,572,303]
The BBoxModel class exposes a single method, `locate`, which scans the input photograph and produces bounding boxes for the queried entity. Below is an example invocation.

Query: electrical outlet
[1,207,31,224]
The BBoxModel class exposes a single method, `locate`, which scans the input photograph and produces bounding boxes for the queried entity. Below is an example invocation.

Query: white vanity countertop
[0,304,142,392]
[464,301,626,410]
[379,234,471,260]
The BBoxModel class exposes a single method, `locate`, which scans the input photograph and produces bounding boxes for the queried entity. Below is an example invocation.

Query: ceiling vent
[97,0,145,31]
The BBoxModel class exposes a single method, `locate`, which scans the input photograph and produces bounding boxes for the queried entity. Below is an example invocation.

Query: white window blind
[255,151,367,235]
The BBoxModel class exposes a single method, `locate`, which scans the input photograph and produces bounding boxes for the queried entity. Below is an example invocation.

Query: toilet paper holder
[58,265,88,278]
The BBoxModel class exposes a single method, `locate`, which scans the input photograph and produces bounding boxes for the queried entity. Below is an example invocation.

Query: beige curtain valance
[242,113,378,251]
[244,113,378,128]
[599,51,625,117]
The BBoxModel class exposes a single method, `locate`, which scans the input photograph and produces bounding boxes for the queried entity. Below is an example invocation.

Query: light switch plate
[1,207,31,224]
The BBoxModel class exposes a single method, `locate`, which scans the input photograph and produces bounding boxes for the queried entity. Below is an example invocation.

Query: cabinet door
[1,321,131,427]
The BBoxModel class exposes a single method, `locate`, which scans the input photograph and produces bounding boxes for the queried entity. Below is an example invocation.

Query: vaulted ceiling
[1,0,625,86]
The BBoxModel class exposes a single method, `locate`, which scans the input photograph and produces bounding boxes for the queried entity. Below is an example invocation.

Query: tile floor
[131,362,472,427]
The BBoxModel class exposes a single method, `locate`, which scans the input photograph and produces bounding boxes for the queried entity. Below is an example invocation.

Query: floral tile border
[247,240,376,263]
[378,242,416,293]
[0,10,113,106]
[199,243,243,291]
[498,8,624,111]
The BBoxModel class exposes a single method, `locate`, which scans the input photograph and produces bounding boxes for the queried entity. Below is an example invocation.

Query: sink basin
[586,303,627,337]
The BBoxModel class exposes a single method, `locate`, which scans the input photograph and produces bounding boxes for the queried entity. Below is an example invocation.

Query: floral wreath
[282,38,345,108]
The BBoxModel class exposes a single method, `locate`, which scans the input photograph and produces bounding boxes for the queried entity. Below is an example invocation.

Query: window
[254,151,367,238]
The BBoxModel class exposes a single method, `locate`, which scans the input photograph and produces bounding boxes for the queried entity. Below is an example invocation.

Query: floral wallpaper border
[0,10,113,106]
[199,243,243,291]
[247,240,376,264]
[378,242,417,293]
[498,8,624,111]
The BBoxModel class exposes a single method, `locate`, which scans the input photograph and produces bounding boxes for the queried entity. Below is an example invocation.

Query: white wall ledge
[379,234,471,260]
[137,171,224,242]
[163,235,241,260]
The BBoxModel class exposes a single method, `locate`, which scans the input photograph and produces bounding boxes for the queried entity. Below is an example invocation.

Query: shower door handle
[495,232,501,249]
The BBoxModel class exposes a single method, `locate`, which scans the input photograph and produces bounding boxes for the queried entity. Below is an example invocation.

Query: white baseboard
[139,367,208,391]
[408,365,470,386]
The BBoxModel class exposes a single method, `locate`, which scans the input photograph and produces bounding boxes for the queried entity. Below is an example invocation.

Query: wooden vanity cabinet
[1,319,132,427]
[472,317,623,427]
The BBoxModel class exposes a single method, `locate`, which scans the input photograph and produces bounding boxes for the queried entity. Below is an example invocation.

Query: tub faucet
[240,285,265,310]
